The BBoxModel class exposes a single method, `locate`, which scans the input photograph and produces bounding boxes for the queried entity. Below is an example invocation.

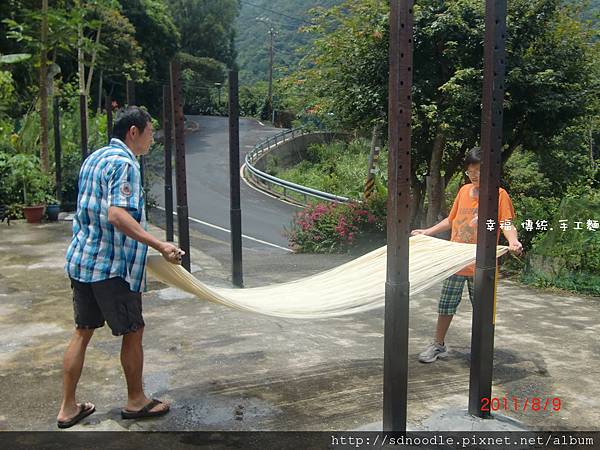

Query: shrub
[286,198,386,253]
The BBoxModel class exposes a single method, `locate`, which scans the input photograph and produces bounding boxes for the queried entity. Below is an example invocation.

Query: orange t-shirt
[448,183,515,276]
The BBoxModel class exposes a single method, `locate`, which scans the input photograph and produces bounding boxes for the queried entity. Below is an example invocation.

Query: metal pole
[364,123,382,200]
[163,84,175,242]
[126,79,148,217]
[126,79,135,107]
[170,59,191,271]
[53,96,62,204]
[105,92,113,142]
[228,70,244,288]
[268,27,274,107]
[468,0,508,418]
[383,0,414,432]
[79,94,87,159]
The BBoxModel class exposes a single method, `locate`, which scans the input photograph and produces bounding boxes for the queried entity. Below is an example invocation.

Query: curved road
[151,115,299,251]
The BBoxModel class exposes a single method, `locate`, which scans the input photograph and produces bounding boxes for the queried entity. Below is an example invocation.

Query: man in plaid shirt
[57,107,184,428]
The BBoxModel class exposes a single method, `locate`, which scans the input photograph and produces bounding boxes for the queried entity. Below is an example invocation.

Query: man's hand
[508,239,523,255]
[159,242,185,264]
[411,228,430,236]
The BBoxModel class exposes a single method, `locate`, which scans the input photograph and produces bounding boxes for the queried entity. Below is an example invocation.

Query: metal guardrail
[244,127,350,205]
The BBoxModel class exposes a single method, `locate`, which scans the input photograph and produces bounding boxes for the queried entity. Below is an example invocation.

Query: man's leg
[120,327,169,414]
[57,328,95,421]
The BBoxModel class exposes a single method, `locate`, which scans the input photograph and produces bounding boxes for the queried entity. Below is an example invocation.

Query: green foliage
[119,0,180,115]
[179,53,226,114]
[0,71,16,116]
[281,0,599,226]
[239,82,267,117]
[235,0,342,85]
[273,139,386,199]
[286,200,385,253]
[513,189,600,295]
[3,152,53,205]
[167,0,238,67]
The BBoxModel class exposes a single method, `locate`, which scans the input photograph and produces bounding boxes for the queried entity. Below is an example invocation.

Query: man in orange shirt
[411,147,523,363]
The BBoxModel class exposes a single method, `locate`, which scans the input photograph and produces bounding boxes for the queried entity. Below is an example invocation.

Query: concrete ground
[0,218,598,432]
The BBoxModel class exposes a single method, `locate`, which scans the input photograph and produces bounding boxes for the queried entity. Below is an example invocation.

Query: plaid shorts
[438,274,474,315]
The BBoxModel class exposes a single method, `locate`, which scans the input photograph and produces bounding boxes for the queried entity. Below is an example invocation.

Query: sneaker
[418,342,448,363]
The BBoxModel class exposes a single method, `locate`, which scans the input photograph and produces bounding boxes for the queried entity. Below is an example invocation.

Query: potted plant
[45,195,60,221]
[10,153,52,223]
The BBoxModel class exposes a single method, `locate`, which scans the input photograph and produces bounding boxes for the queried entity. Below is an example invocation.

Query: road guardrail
[244,127,350,206]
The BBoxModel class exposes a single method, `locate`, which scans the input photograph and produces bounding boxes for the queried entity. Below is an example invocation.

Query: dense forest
[235,0,342,85]
[235,0,598,87]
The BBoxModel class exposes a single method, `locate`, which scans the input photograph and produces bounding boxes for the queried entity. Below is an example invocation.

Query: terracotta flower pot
[23,205,46,223]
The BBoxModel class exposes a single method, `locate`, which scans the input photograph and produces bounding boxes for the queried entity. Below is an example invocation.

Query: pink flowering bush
[286,197,386,253]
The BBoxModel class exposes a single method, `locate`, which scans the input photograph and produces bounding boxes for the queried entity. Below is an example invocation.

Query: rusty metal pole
[228,70,244,288]
[126,80,135,107]
[468,0,508,418]
[383,0,414,432]
[126,79,148,217]
[79,94,87,159]
[105,92,113,142]
[163,84,175,242]
[170,60,191,271]
[53,96,62,204]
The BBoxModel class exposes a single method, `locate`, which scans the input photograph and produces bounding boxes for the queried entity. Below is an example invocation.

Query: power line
[240,0,315,26]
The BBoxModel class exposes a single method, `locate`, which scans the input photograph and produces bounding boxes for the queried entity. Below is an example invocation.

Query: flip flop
[121,398,170,420]
[57,402,96,429]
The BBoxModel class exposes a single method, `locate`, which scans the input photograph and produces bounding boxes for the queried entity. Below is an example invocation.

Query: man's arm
[411,217,452,236]
[108,206,184,264]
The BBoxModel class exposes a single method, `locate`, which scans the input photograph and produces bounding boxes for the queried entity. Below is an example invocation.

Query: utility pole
[267,26,274,108]
[256,17,276,121]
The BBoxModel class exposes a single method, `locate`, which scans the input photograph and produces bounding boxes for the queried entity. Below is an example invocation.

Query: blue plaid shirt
[66,138,148,292]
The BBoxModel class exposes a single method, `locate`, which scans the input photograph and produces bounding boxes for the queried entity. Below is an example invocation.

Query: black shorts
[70,277,145,336]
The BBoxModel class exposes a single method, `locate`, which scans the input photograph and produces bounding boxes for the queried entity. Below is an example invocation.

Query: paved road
[151,115,299,251]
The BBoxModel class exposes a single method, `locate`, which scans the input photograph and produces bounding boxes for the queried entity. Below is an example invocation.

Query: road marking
[257,121,265,126]
[154,206,293,252]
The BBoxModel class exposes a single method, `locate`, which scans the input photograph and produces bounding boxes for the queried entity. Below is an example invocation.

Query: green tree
[285,0,600,226]
[167,0,238,67]
[119,0,180,113]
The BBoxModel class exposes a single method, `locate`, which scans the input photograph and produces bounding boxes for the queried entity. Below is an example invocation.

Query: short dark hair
[112,106,152,141]
[464,146,481,167]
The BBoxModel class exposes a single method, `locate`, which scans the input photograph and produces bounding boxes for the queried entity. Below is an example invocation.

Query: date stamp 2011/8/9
[481,397,561,412]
